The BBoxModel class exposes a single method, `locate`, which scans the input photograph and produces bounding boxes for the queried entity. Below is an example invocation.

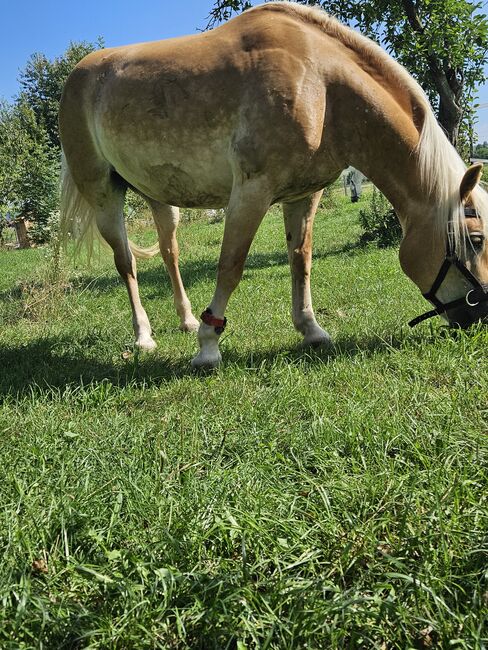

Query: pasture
[0,196,486,648]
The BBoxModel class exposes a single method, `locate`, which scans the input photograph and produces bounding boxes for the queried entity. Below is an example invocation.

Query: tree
[207,0,488,153]
[0,40,103,244]
[207,0,253,25]
[473,141,488,158]
[0,100,59,244]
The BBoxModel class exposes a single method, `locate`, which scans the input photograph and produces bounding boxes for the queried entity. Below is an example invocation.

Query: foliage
[474,140,488,158]
[124,188,150,223]
[481,164,488,186]
[208,0,488,153]
[0,101,59,244]
[18,40,103,150]
[0,41,102,245]
[359,187,402,247]
[207,0,253,26]
[329,0,487,154]
[0,213,7,245]
[320,182,340,210]
[0,199,486,647]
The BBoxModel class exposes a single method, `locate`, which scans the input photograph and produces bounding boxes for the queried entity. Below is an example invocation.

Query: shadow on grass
[0,327,422,400]
[0,335,191,399]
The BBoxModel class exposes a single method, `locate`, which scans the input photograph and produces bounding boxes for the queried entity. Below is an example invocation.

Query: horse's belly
[100,133,233,208]
[94,95,234,207]
[121,155,233,208]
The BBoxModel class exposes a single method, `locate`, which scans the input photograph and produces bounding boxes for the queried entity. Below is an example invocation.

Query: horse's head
[400,163,488,329]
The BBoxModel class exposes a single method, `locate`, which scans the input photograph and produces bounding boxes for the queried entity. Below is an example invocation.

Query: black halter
[409,207,488,327]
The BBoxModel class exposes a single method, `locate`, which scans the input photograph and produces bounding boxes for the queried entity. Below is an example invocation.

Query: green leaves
[358,187,402,248]
[206,0,253,27]
[0,100,59,242]
[18,40,103,150]
[0,40,102,244]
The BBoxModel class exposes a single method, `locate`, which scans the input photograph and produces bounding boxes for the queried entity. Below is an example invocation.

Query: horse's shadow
[0,328,418,400]
[0,335,186,399]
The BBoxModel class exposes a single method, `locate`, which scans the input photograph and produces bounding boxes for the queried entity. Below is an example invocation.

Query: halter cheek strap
[200,308,227,334]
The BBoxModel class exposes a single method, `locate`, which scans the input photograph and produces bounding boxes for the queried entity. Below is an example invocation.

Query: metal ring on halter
[466,290,479,307]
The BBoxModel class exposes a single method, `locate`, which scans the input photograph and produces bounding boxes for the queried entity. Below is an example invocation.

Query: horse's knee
[217,256,246,289]
[160,244,178,267]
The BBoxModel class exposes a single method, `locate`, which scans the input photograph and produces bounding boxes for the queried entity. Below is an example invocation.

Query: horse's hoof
[135,337,157,352]
[191,350,222,370]
[179,316,200,333]
[303,327,332,348]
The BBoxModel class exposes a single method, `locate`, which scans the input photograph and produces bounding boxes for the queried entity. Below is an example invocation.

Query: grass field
[0,196,487,648]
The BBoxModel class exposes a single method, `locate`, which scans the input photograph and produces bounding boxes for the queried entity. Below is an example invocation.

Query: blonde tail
[128,240,160,259]
[60,152,160,260]
[59,152,101,259]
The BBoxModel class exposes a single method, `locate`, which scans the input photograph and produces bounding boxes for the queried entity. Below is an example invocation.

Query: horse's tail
[60,152,160,260]
[128,240,160,259]
[59,151,101,259]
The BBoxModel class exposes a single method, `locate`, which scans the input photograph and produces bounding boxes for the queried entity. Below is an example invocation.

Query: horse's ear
[460,163,484,203]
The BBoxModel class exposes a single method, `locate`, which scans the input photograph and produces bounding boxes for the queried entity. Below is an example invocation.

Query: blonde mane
[417,109,488,255]
[250,1,488,254]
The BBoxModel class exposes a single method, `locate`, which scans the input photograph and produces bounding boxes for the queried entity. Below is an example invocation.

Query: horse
[59,1,488,368]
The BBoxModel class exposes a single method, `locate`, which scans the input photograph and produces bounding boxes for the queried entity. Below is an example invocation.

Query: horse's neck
[337,88,433,224]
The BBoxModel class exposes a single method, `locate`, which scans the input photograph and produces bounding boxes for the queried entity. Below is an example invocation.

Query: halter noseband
[409,207,488,328]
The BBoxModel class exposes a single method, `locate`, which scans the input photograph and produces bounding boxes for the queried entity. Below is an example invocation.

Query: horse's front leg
[191,179,271,369]
[283,191,331,347]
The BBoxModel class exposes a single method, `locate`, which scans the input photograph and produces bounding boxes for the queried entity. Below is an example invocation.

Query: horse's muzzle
[445,287,488,328]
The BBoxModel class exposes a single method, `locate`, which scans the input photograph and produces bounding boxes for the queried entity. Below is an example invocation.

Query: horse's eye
[468,232,485,250]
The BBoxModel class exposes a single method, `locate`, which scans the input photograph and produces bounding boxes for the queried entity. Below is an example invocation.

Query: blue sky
[1,0,487,142]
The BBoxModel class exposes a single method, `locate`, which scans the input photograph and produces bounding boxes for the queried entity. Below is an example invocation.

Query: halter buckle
[465,289,479,307]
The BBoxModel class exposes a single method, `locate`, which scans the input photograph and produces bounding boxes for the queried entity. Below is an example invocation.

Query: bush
[0,101,59,245]
[124,188,150,223]
[320,183,340,211]
[358,187,402,248]
[28,210,60,246]
[0,213,6,245]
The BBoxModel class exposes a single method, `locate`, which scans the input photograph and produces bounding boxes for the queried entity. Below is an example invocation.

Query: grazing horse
[59,2,488,368]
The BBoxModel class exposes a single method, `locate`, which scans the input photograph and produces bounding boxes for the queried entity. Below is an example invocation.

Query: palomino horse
[59,2,488,368]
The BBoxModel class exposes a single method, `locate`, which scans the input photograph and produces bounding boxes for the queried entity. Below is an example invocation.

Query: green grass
[0,196,487,649]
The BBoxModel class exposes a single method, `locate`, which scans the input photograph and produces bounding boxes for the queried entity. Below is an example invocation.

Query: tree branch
[400,0,424,34]
[401,0,461,125]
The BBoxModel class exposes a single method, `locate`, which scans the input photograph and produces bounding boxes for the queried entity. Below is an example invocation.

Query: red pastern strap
[200,308,227,334]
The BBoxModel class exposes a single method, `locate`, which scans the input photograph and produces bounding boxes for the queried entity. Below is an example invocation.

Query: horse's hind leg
[283,191,331,346]
[94,182,157,351]
[147,200,199,332]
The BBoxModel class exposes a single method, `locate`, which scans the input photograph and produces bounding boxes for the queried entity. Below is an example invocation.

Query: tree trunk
[400,0,464,149]
[15,219,31,249]
[437,93,463,149]
[429,64,463,148]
